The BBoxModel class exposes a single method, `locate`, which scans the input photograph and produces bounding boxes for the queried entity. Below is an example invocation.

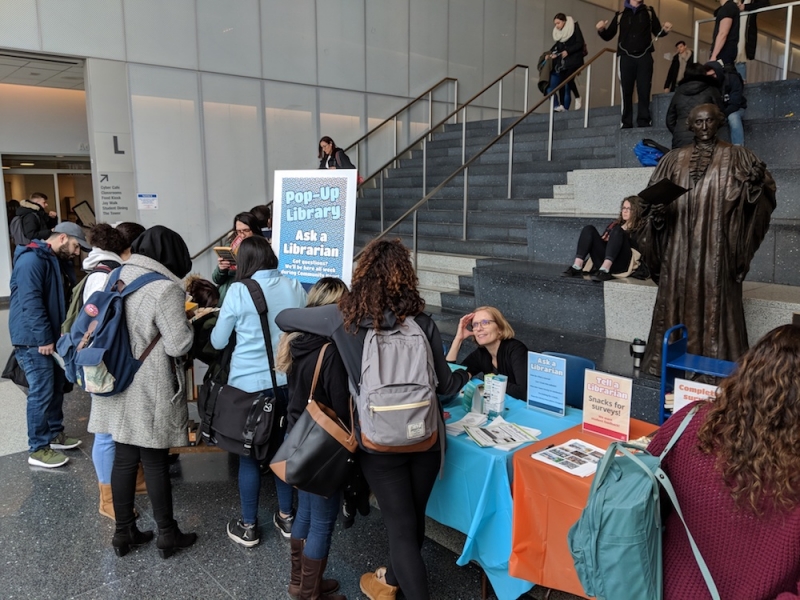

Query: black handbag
[197,279,286,462]
[3,350,29,387]
[270,343,358,498]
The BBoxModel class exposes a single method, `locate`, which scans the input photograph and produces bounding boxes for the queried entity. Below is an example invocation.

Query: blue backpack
[56,268,167,397]
[567,406,720,600]
[633,141,664,166]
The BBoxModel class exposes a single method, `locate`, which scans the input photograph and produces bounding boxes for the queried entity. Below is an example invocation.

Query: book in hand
[637,178,689,206]
[214,246,236,265]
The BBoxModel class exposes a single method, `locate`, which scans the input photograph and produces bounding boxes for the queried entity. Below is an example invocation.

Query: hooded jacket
[666,73,724,148]
[81,248,124,301]
[598,2,666,56]
[9,241,66,347]
[285,333,351,434]
[14,199,56,244]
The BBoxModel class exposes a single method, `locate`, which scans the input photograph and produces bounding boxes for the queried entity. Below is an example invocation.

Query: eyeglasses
[235,227,251,236]
[467,319,496,332]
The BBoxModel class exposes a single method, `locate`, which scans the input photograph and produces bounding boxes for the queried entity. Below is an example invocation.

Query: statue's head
[687,104,726,142]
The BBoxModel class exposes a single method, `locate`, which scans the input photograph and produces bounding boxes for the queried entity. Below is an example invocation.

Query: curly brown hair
[86,223,127,255]
[339,239,424,331]
[697,324,800,515]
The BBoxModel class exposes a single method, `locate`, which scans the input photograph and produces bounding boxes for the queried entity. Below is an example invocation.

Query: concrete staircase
[355,78,800,423]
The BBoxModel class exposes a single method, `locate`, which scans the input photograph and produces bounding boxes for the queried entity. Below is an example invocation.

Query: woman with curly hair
[647,324,800,600]
[276,239,470,600]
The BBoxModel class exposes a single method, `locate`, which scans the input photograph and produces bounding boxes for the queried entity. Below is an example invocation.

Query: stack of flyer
[532,439,607,477]
[464,417,540,451]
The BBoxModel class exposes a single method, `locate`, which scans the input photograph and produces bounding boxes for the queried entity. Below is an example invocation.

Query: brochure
[464,419,540,450]
[445,411,488,436]
[531,439,607,477]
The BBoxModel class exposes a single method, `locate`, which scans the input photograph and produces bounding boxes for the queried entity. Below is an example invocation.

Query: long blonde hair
[275,277,348,373]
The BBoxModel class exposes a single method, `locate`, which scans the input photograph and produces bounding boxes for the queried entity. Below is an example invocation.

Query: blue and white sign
[527,352,567,416]
[136,193,158,210]
[272,170,357,286]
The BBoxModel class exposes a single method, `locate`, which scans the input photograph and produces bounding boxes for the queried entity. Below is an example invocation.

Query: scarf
[131,225,192,279]
[553,16,575,42]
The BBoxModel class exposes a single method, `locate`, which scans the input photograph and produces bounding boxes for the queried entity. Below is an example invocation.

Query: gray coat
[88,254,194,449]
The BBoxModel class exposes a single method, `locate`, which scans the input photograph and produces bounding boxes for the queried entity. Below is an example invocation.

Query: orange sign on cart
[581,370,632,441]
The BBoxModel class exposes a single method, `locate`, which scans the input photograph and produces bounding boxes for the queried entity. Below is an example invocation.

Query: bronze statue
[638,104,776,375]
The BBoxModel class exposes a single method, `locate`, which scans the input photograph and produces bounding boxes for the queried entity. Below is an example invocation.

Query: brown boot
[359,567,397,600]
[134,463,147,495]
[289,539,341,600]
[299,555,346,600]
[98,483,115,521]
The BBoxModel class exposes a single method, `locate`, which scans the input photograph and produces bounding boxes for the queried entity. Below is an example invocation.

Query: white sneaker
[575,98,582,110]
[554,105,566,113]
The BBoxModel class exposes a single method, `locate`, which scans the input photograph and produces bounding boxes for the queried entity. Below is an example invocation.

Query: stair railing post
[462,166,469,241]
[584,64,591,128]
[422,137,427,198]
[610,55,617,107]
[461,107,467,165]
[498,79,503,135]
[548,94,555,162]
[523,66,529,113]
[380,169,385,231]
[428,91,433,141]
[782,5,792,80]
[393,116,398,169]
[413,209,419,271]
[453,80,459,124]
[507,127,514,199]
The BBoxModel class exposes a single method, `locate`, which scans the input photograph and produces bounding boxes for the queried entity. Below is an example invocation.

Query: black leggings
[111,442,174,531]
[575,225,632,273]
[359,449,441,600]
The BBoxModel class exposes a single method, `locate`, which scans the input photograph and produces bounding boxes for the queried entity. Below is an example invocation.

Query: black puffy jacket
[666,74,724,148]
[550,22,585,73]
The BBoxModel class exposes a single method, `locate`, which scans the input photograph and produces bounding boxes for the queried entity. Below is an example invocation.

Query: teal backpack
[567,406,720,600]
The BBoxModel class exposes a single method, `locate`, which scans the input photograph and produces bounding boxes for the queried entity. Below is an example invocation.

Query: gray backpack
[10,215,30,246]
[357,316,439,452]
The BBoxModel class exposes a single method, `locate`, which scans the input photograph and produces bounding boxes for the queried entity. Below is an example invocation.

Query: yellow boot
[135,463,147,495]
[98,483,115,521]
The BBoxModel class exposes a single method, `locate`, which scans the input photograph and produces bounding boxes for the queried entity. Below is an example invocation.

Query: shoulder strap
[241,278,280,393]
[308,343,330,403]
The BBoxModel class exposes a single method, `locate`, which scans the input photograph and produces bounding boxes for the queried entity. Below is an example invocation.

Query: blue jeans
[15,347,65,452]
[291,490,341,560]
[547,71,571,110]
[727,108,745,146]
[92,433,115,484]
[238,454,295,523]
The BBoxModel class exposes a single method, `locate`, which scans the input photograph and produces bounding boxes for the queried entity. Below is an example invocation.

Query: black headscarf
[131,225,192,279]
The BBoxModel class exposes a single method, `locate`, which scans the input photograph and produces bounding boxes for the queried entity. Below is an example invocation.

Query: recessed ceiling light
[20,162,34,166]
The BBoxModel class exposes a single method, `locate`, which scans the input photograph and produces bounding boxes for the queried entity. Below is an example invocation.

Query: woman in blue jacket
[210,236,306,547]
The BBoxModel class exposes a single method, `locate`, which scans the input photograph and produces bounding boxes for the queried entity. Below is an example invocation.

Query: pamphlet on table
[531,439,606,477]
[464,417,540,451]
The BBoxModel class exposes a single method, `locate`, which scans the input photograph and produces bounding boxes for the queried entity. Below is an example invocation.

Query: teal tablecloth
[427,397,583,600]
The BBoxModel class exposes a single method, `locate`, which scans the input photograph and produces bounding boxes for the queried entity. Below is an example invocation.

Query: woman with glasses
[317,136,356,170]
[212,212,264,305]
[446,306,529,401]
[561,196,642,282]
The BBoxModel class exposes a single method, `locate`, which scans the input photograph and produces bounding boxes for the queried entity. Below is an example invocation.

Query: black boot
[112,524,154,557]
[156,522,197,559]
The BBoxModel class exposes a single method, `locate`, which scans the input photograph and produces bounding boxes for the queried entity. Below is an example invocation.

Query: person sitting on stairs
[561,196,642,282]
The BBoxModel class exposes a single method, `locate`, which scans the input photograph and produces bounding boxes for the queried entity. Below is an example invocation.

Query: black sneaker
[561,266,583,278]
[591,270,614,282]
[227,518,260,547]
[273,511,294,538]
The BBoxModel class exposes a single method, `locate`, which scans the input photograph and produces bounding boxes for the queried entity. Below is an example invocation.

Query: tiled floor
[0,373,584,600]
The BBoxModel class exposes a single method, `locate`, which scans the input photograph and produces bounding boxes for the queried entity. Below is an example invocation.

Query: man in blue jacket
[10,222,90,468]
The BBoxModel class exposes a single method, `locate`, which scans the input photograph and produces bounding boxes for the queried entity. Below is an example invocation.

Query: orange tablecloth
[509,419,658,598]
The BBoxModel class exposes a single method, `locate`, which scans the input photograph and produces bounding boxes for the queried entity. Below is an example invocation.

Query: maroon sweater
[648,402,800,600]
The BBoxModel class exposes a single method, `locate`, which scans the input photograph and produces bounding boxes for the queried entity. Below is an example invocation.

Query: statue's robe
[638,141,776,376]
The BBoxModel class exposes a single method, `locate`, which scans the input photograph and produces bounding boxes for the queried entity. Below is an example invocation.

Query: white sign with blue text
[272,170,357,286]
[527,352,567,416]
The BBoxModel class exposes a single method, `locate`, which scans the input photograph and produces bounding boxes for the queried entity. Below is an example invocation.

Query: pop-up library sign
[582,370,632,441]
[272,170,357,286]
[527,352,567,416]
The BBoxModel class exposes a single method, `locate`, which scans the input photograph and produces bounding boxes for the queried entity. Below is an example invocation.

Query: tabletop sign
[582,369,632,441]
[526,352,567,417]
[673,378,718,414]
[272,170,357,286]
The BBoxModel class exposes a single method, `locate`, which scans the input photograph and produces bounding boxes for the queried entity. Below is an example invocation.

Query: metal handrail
[343,77,458,157]
[190,201,273,260]
[356,49,617,265]
[363,63,530,231]
[692,1,798,80]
